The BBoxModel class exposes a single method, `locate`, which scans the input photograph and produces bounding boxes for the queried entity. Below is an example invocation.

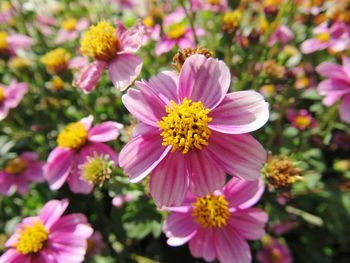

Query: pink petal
[178,54,230,109]
[316,62,350,82]
[209,91,269,134]
[76,19,89,31]
[44,148,74,190]
[207,132,267,181]
[340,94,350,123]
[188,149,226,197]
[155,38,176,56]
[39,199,69,229]
[118,22,144,54]
[82,142,119,164]
[67,168,94,194]
[0,249,23,263]
[73,61,106,93]
[163,211,198,246]
[223,177,265,210]
[300,38,328,54]
[50,214,93,239]
[146,70,179,103]
[215,228,251,263]
[23,161,44,182]
[88,121,122,142]
[7,34,32,49]
[119,129,171,183]
[68,56,89,70]
[79,115,94,131]
[4,82,28,108]
[228,208,268,240]
[150,152,189,207]
[108,53,143,91]
[189,228,217,262]
[317,79,350,106]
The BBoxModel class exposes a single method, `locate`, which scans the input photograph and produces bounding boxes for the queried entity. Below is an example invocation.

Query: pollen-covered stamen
[5,158,27,174]
[40,48,71,74]
[316,32,330,43]
[167,24,186,39]
[222,10,242,34]
[61,18,77,31]
[80,154,114,186]
[192,195,230,228]
[0,86,6,103]
[15,221,48,255]
[57,122,88,149]
[80,20,119,61]
[158,98,212,154]
[0,31,9,52]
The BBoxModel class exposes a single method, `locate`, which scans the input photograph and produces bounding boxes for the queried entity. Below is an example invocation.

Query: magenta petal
[119,129,171,183]
[118,22,144,54]
[317,79,350,106]
[209,91,269,134]
[179,54,230,109]
[7,34,32,49]
[74,61,106,93]
[0,249,23,263]
[163,211,198,246]
[215,228,251,263]
[188,149,226,197]
[340,94,350,123]
[44,148,74,190]
[88,121,122,142]
[39,199,69,229]
[82,142,119,164]
[108,53,143,91]
[79,115,94,130]
[207,132,267,181]
[189,228,217,262]
[224,177,265,210]
[150,152,189,207]
[316,62,350,82]
[300,38,327,54]
[155,38,176,56]
[5,82,28,108]
[146,70,179,103]
[228,208,268,240]
[67,168,94,194]
[50,214,93,239]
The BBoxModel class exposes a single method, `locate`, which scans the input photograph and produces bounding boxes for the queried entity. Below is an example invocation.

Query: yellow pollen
[40,48,71,74]
[167,24,186,39]
[208,0,220,5]
[0,31,9,52]
[61,18,77,31]
[80,20,119,61]
[80,154,113,186]
[5,158,27,174]
[57,122,88,149]
[143,16,155,28]
[50,76,65,91]
[192,195,230,228]
[316,32,330,42]
[222,10,242,33]
[264,0,282,7]
[295,115,311,128]
[270,248,283,263]
[158,98,212,154]
[0,86,6,103]
[15,221,48,255]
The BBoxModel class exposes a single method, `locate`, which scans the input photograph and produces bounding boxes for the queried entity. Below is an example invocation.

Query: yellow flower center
[208,0,220,5]
[167,24,186,39]
[294,115,311,128]
[0,31,9,52]
[192,195,230,228]
[15,221,48,255]
[80,21,119,61]
[61,18,77,31]
[4,158,27,174]
[316,32,330,42]
[270,247,283,263]
[50,76,65,91]
[40,48,71,74]
[80,154,113,186]
[0,86,6,103]
[158,98,212,154]
[9,57,31,70]
[143,16,155,28]
[264,0,282,7]
[57,122,88,149]
[222,10,242,33]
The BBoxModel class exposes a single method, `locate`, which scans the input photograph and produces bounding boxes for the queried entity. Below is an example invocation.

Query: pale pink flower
[0,199,93,263]
[0,152,44,196]
[191,0,228,13]
[112,194,135,207]
[0,80,28,121]
[36,15,56,36]
[0,31,32,57]
[301,21,349,54]
[56,18,89,44]
[257,237,292,263]
[74,20,144,93]
[268,25,294,47]
[44,116,122,194]
[316,57,350,123]
[120,54,269,207]
[163,177,268,263]
[110,0,135,9]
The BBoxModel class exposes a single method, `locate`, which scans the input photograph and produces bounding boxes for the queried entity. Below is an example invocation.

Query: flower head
[40,48,71,74]
[80,154,114,186]
[257,235,292,263]
[222,10,242,34]
[0,31,32,56]
[172,47,213,71]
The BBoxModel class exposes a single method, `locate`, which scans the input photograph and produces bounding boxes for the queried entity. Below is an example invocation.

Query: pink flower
[0,31,32,56]
[110,0,135,9]
[74,20,144,93]
[268,25,294,47]
[0,152,44,196]
[112,194,135,207]
[0,199,93,263]
[163,177,268,263]
[0,2,15,24]
[191,0,228,13]
[316,57,350,123]
[0,80,28,121]
[155,8,204,56]
[86,231,104,256]
[119,54,269,207]
[286,108,315,130]
[56,18,89,44]
[301,22,349,54]
[257,236,292,263]
[36,15,56,36]
[44,116,122,194]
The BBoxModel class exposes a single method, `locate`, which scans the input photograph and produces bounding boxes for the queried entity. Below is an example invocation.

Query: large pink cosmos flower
[257,236,292,263]
[0,80,28,121]
[0,31,32,57]
[56,18,89,44]
[0,152,44,196]
[120,54,269,207]
[316,57,350,123]
[0,199,93,263]
[44,116,122,194]
[301,21,349,54]
[155,8,204,56]
[163,177,268,263]
[74,20,144,93]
